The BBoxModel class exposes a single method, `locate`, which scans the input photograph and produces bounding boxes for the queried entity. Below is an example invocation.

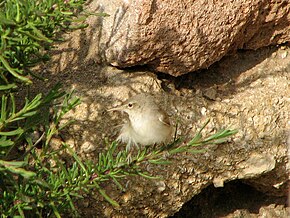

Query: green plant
[0,0,88,88]
[0,0,96,216]
[0,84,80,216]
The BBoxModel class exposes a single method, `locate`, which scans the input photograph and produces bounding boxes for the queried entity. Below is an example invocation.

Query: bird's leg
[125,142,139,163]
[161,142,171,158]
[149,143,158,151]
[125,143,133,163]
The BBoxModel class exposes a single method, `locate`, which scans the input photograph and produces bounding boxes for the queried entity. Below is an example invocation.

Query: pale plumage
[109,94,173,150]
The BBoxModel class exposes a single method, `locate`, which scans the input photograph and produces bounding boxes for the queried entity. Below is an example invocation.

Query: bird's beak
[107,105,124,112]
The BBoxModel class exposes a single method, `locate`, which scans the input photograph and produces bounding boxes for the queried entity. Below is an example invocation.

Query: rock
[88,0,290,76]
[258,204,290,218]
[237,153,276,179]
[224,205,290,218]
[173,181,289,218]
[35,11,290,216]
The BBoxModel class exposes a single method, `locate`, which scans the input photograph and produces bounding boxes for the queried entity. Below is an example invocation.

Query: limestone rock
[225,205,290,218]
[35,10,290,215]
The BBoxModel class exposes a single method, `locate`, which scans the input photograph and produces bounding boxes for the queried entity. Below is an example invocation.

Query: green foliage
[0,84,64,158]
[0,84,82,216]
[0,0,96,216]
[0,0,87,88]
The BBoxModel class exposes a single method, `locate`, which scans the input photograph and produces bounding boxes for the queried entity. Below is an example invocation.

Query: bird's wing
[158,112,171,126]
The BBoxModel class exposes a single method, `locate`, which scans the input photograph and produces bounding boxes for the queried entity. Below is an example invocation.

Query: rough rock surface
[88,0,290,76]
[35,16,290,216]
[173,181,289,218]
[224,205,290,218]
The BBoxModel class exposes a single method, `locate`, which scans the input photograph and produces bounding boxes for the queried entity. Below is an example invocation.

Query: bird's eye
[128,103,133,108]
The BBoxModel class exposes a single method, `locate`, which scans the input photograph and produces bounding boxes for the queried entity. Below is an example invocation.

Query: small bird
[108,94,173,150]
